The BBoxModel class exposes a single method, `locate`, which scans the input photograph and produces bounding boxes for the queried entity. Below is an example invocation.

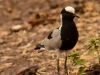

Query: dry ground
[0,0,100,75]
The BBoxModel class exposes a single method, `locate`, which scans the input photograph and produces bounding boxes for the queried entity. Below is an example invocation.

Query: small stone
[6,7,13,13]
[0,39,6,44]
[11,25,23,31]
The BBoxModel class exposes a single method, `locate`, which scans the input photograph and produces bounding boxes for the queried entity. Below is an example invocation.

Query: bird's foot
[65,66,69,75]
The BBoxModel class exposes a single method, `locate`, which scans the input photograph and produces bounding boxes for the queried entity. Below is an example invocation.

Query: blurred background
[0,0,99,25]
[0,0,100,75]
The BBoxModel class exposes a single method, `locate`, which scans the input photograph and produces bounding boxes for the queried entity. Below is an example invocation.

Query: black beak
[74,14,80,18]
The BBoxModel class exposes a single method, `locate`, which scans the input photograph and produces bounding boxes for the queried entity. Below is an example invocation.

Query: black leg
[57,59,60,75]
[56,50,61,75]
[64,56,68,75]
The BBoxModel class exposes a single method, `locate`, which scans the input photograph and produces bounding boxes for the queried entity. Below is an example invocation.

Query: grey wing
[41,29,62,50]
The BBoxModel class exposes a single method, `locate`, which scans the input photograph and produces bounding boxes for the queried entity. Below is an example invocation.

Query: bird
[34,6,79,75]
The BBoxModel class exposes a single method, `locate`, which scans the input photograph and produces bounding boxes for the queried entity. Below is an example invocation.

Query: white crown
[65,6,75,14]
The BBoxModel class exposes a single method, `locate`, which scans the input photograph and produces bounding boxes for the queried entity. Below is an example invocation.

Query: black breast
[60,21,79,50]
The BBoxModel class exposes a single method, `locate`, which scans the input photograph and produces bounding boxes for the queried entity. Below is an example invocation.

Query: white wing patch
[41,29,62,50]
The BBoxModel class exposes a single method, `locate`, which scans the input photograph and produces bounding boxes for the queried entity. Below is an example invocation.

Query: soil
[0,0,100,75]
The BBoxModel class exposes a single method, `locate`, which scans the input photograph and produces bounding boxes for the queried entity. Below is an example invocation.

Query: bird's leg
[64,56,68,75]
[64,52,69,75]
[56,50,61,75]
[57,59,60,75]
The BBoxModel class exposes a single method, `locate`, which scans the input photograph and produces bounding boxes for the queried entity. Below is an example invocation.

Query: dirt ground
[0,0,100,75]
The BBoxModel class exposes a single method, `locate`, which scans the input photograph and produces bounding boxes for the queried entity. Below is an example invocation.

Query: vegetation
[87,37,100,64]
[69,51,86,75]
[69,37,100,75]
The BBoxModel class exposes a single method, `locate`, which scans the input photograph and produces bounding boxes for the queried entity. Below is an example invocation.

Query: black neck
[62,18,74,26]
[63,16,74,21]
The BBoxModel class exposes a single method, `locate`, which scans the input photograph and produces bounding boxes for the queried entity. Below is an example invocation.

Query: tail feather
[34,44,44,50]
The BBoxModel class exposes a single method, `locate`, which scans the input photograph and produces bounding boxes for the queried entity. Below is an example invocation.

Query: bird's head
[61,6,79,20]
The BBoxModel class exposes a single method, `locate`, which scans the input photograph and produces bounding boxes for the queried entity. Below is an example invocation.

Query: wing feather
[41,29,62,50]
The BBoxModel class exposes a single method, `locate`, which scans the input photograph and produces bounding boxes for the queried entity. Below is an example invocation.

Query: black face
[61,8,75,20]
[61,8,79,20]
[61,8,72,14]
